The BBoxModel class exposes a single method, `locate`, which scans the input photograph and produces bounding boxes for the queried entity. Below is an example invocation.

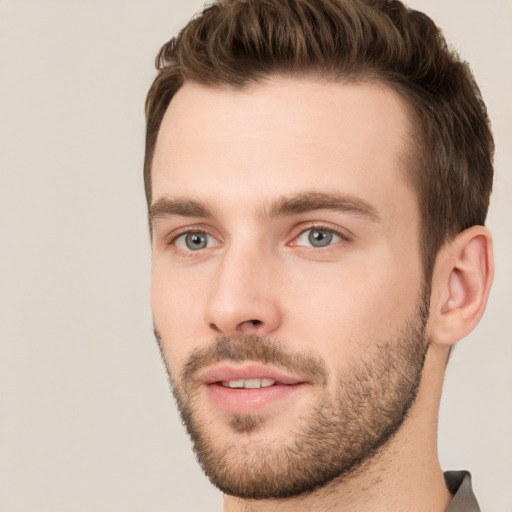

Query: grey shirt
[445,471,480,512]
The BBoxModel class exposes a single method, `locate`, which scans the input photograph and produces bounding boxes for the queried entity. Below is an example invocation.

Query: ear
[428,226,494,347]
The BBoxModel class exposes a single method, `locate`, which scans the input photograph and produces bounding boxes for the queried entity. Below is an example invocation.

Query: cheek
[151,259,208,369]
[284,253,422,359]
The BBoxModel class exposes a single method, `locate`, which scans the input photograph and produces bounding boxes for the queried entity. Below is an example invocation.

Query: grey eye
[295,228,341,248]
[308,229,333,247]
[175,232,214,251]
[185,233,208,250]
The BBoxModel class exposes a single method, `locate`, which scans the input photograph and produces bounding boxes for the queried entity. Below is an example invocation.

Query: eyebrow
[149,197,214,224]
[263,191,380,221]
[149,190,380,225]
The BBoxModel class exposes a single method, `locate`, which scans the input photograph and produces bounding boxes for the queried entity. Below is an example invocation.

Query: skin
[149,78,494,511]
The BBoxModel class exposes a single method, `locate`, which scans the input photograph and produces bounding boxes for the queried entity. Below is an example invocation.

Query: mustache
[155,330,327,386]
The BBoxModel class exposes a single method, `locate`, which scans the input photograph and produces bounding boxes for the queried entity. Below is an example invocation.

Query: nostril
[235,319,263,331]
[209,323,222,333]
[208,319,263,335]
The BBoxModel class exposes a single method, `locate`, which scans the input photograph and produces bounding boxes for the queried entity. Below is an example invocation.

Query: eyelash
[167,224,350,252]
[168,228,217,252]
[293,224,349,248]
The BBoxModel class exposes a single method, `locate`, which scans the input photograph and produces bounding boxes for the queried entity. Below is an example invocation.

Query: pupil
[309,229,332,247]
[186,233,207,250]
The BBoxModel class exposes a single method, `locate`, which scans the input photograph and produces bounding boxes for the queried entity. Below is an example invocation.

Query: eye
[174,231,217,251]
[295,228,343,248]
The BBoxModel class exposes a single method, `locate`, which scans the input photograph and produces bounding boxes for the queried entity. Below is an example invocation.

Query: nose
[205,244,282,337]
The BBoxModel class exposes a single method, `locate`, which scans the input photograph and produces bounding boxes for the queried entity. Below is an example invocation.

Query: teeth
[227,379,244,388]
[221,378,276,389]
[244,379,261,389]
[244,378,262,389]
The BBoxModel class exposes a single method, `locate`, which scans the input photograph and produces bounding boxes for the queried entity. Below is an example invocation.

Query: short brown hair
[144,0,494,278]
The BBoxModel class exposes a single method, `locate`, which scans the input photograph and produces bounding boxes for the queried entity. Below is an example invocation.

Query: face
[150,78,429,499]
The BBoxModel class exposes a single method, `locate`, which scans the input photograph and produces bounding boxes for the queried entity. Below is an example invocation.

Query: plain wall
[0,1,510,511]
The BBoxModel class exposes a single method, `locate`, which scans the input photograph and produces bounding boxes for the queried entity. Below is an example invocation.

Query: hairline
[146,71,424,205]
[146,72,433,277]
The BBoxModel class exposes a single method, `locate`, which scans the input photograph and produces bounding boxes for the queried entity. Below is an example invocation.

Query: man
[144,0,494,510]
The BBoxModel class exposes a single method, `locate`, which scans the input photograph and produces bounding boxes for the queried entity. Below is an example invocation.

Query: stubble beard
[155,291,430,500]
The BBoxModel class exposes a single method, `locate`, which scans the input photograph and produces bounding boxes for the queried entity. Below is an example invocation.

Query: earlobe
[428,226,494,346]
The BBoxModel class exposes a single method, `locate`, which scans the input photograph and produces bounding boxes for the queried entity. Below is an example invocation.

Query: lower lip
[205,383,306,414]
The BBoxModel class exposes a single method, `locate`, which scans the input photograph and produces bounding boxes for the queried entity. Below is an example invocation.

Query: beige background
[0,1,510,511]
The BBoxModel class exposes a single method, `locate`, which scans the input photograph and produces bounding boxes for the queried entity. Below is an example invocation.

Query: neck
[224,345,453,512]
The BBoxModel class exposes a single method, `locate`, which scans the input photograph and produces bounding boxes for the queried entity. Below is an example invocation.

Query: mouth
[219,378,277,389]
[198,363,308,414]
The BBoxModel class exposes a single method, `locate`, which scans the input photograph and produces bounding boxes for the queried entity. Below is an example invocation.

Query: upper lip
[198,363,307,385]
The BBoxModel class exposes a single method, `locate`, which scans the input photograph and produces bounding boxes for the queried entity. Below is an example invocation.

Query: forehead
[151,78,415,221]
